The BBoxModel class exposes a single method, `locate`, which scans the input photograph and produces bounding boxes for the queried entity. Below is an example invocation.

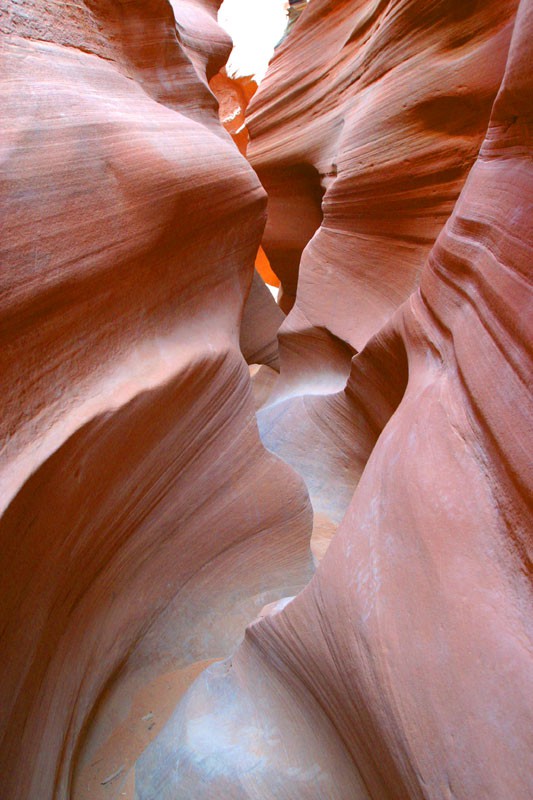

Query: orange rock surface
[0,2,312,798]
[248,0,519,338]
[137,0,533,797]
[210,67,258,154]
[249,0,526,592]
[209,69,281,297]
[1,0,532,799]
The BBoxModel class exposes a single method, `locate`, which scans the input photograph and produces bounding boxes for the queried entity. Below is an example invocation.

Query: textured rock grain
[249,0,523,566]
[138,0,533,797]
[0,3,313,798]
[248,0,519,353]
[1,0,532,798]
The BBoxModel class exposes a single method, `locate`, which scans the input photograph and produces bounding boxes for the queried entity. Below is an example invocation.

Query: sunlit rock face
[0,2,313,798]
[210,67,258,154]
[136,0,533,798]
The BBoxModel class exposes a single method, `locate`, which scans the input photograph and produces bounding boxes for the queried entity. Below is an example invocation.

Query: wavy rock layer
[0,3,313,799]
[250,0,522,574]
[2,0,532,798]
[248,0,518,350]
[137,0,533,797]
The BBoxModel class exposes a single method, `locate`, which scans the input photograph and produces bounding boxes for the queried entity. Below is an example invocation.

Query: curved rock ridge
[2,0,532,797]
[247,0,519,368]
[0,2,314,798]
[136,0,533,796]
[248,0,522,573]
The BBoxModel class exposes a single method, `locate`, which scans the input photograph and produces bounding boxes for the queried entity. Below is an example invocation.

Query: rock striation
[209,65,283,369]
[248,0,519,344]
[1,0,532,799]
[248,0,524,569]
[0,2,312,798]
[210,67,258,154]
[137,0,533,797]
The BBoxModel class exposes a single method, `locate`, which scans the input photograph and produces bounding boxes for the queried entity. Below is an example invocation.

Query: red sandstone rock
[249,0,522,569]
[210,67,258,154]
[240,269,284,369]
[248,0,519,353]
[2,0,532,797]
[0,3,313,798]
[255,244,280,288]
[137,0,533,797]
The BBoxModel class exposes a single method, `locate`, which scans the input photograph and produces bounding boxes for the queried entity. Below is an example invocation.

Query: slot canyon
[0,0,532,798]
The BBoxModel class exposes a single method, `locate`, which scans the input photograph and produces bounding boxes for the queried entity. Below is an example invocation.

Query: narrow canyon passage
[0,2,532,800]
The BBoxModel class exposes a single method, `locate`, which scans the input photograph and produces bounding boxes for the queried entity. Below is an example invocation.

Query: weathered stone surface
[137,0,533,797]
[249,0,523,577]
[248,0,518,350]
[0,3,313,798]
[240,269,284,368]
[209,65,283,369]
[1,0,532,798]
